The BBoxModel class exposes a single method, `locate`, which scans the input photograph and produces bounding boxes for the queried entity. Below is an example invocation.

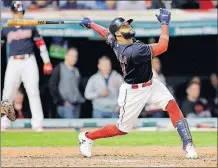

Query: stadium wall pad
[8,118,217,131]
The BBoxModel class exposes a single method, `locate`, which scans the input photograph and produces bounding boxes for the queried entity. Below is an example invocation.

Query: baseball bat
[7,19,81,26]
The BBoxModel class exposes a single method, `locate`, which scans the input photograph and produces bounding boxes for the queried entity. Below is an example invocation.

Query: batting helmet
[109,17,133,37]
[11,1,25,14]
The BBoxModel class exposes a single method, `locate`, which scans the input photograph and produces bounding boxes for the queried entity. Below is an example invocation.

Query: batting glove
[43,62,53,75]
[155,8,171,25]
[80,17,91,29]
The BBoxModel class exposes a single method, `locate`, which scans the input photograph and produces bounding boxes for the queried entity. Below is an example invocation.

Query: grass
[1,131,217,147]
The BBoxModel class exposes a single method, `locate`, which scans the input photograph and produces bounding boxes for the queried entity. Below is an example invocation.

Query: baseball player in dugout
[1,1,53,132]
[79,9,198,159]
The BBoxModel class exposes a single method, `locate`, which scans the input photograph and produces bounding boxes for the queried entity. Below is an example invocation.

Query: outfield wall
[8,118,217,131]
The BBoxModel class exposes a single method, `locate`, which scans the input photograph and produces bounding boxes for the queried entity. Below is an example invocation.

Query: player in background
[1,1,53,132]
[78,9,198,159]
[1,100,16,122]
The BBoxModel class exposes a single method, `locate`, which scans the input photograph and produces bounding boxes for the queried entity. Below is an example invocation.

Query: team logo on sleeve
[120,56,127,75]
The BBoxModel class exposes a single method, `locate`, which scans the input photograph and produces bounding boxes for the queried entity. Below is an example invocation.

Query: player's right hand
[155,8,171,25]
[80,17,91,29]
[99,89,110,97]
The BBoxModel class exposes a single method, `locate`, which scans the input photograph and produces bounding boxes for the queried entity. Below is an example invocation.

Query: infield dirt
[1,146,217,167]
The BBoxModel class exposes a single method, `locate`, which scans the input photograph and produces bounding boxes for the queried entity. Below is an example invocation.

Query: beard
[121,29,136,39]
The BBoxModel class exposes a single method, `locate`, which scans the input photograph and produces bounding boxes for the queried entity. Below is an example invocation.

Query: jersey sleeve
[32,26,42,40]
[131,43,152,64]
[106,33,116,48]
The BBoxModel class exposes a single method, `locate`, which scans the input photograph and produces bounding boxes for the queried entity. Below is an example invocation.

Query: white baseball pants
[117,78,174,132]
[1,55,44,129]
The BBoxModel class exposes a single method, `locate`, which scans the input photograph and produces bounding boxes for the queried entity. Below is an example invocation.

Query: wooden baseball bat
[7,19,81,26]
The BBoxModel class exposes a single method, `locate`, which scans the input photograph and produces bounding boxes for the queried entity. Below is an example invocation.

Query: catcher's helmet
[109,17,133,37]
[11,1,25,14]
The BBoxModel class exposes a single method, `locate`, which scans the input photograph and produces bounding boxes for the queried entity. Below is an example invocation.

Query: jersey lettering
[2,26,39,56]
[7,29,32,44]
[108,38,153,84]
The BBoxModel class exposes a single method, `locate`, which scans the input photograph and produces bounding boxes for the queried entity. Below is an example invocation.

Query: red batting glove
[43,62,53,75]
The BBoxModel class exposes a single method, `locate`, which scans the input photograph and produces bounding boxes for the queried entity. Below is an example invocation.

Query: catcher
[1,99,16,121]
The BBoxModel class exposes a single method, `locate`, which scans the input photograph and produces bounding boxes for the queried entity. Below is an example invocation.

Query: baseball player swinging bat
[78,8,198,159]
[7,19,81,26]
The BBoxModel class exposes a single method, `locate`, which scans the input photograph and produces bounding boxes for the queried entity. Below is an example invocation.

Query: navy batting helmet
[109,17,133,37]
[11,1,25,14]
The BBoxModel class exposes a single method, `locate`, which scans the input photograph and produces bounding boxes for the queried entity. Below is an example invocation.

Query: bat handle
[44,20,81,24]
[45,21,64,24]
[63,21,81,24]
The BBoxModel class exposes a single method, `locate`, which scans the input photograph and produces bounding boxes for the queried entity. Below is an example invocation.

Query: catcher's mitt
[1,99,16,121]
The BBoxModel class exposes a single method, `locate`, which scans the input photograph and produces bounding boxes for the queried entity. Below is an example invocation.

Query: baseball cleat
[185,143,198,159]
[32,127,44,132]
[79,131,94,157]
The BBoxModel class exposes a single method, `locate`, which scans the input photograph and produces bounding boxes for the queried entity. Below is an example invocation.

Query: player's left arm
[150,25,169,57]
[32,27,53,75]
[150,8,171,57]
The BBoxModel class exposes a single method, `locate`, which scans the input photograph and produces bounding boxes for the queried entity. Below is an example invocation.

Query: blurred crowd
[13,47,218,119]
[2,0,218,10]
